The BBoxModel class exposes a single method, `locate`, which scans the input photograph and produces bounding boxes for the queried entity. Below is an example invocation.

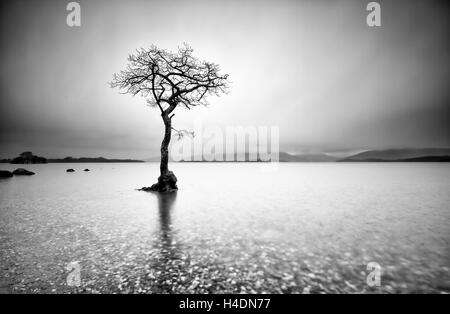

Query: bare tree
[111,44,229,192]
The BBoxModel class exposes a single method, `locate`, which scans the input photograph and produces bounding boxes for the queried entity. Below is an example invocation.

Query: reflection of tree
[150,192,188,292]
[156,192,177,247]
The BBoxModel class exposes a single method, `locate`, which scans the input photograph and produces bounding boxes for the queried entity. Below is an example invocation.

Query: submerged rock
[66,169,75,172]
[12,168,35,176]
[140,171,178,193]
[0,170,13,178]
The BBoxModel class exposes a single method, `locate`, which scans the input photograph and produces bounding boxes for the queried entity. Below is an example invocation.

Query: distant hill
[341,148,450,162]
[48,157,144,163]
[397,156,450,162]
[2,151,144,163]
[10,152,47,164]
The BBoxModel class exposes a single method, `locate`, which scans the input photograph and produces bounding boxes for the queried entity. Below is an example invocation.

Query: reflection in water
[151,192,189,292]
[156,191,177,247]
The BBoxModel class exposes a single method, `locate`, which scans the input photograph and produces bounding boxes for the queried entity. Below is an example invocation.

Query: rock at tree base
[66,169,75,172]
[12,168,35,176]
[0,170,13,178]
[139,171,178,193]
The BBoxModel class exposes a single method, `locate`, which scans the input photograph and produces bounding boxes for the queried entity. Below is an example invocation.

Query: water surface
[0,163,449,293]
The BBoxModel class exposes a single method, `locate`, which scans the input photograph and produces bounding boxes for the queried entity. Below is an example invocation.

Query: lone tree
[111,44,229,192]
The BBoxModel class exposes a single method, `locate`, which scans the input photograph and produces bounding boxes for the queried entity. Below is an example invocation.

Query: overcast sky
[0,0,449,158]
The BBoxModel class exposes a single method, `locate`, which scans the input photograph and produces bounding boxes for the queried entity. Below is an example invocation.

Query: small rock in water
[66,169,75,172]
[0,170,13,178]
[12,168,35,176]
[84,169,90,172]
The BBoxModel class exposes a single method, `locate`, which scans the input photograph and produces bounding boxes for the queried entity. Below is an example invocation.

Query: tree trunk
[139,113,178,192]
[160,115,171,175]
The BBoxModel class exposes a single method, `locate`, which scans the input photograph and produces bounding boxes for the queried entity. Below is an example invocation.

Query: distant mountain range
[3,148,448,164]
[48,157,144,163]
[340,148,450,162]
[145,148,450,162]
[0,152,144,163]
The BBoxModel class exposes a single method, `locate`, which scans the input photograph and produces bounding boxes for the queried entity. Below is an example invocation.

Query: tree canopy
[111,44,229,116]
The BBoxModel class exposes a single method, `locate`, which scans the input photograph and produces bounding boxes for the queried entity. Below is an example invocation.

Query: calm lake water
[0,163,449,293]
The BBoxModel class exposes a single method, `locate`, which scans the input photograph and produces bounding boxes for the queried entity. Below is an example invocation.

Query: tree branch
[110,43,230,116]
